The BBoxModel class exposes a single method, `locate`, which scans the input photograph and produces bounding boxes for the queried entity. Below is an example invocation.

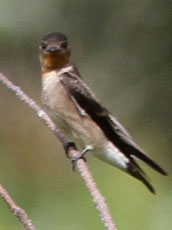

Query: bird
[39,32,167,193]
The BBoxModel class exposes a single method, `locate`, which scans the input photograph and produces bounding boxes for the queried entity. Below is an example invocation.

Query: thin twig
[0,72,117,230]
[0,183,36,230]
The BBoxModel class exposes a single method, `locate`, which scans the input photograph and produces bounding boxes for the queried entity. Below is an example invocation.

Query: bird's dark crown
[42,32,68,43]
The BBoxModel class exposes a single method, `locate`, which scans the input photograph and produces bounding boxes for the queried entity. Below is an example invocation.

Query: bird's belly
[93,142,129,170]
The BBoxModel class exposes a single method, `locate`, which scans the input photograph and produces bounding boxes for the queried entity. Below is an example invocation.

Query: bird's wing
[60,71,167,177]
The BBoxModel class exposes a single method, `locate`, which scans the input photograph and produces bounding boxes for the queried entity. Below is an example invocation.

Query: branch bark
[0,72,117,230]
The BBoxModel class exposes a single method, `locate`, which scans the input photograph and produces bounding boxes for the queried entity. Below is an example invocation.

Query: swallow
[39,32,167,193]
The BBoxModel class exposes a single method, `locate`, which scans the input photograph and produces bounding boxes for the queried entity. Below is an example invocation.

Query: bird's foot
[72,145,93,171]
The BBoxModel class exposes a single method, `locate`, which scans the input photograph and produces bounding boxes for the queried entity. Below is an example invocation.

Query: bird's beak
[46,47,61,53]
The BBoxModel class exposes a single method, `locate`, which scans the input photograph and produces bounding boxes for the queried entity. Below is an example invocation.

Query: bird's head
[39,32,71,72]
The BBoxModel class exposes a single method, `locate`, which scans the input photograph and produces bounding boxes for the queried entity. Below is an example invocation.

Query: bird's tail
[130,147,167,176]
[127,160,155,194]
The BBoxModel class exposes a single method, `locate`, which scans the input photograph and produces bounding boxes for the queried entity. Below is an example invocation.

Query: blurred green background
[0,1,171,229]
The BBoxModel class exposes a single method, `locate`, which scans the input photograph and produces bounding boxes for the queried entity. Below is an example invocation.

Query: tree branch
[0,72,117,230]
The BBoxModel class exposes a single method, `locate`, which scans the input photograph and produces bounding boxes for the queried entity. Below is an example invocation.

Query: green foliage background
[0,1,171,229]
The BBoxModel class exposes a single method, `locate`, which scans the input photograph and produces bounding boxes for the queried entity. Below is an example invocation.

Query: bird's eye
[61,42,68,49]
[40,41,47,50]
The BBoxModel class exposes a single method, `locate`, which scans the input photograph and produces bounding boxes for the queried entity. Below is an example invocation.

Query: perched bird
[39,32,167,193]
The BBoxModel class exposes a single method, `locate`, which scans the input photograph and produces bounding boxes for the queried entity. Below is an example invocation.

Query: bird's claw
[71,145,93,171]
[72,154,86,171]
